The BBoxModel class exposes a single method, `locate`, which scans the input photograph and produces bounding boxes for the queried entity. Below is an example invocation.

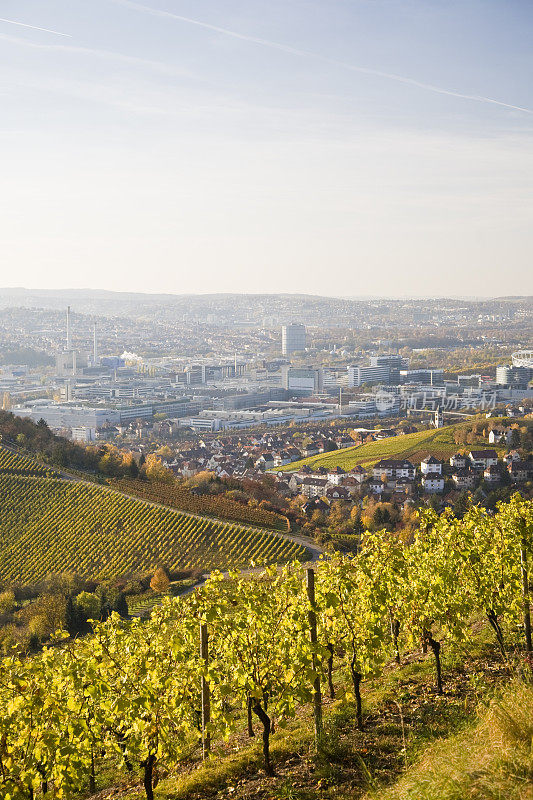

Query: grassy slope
[279,424,502,473]
[0,474,307,583]
[371,678,533,800]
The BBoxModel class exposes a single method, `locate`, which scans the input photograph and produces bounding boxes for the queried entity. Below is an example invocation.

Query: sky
[0,0,532,297]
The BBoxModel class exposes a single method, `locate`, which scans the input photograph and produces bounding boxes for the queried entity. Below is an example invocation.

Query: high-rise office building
[347,364,391,387]
[369,355,409,369]
[282,323,306,355]
[495,365,531,388]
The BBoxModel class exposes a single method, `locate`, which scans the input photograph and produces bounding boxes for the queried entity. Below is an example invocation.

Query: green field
[0,474,307,584]
[279,424,500,473]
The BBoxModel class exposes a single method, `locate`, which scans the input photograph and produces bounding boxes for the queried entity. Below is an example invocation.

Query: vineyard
[0,445,58,478]
[279,424,499,473]
[111,477,289,531]
[0,494,531,800]
[0,474,307,584]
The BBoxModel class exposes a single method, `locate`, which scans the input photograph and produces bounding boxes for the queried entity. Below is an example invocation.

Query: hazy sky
[1,0,532,296]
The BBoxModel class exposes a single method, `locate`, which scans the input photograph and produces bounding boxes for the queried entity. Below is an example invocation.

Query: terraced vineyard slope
[0,444,58,477]
[111,477,289,530]
[0,474,307,584]
[279,424,501,473]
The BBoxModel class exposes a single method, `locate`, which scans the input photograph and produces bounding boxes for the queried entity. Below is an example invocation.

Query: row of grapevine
[0,446,58,478]
[112,477,290,531]
[0,475,306,584]
[0,494,531,800]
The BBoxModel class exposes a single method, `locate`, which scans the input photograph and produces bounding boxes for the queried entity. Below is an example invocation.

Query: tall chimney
[66,306,71,351]
[72,349,77,376]
[93,322,98,365]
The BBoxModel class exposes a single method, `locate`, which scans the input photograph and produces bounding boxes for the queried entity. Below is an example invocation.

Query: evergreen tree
[453,490,470,519]
[113,591,130,619]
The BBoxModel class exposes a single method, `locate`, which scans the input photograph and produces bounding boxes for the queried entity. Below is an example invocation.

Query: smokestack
[72,350,77,376]
[93,322,98,365]
[66,306,71,351]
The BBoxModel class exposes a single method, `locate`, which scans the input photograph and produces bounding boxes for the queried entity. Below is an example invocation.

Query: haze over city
[2,3,533,797]
[1,0,532,296]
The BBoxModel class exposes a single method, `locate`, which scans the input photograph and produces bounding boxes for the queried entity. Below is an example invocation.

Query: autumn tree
[150,566,170,593]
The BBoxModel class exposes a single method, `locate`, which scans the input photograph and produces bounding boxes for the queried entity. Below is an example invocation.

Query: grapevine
[0,495,531,798]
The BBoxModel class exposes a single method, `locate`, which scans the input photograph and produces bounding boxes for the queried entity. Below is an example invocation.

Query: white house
[450,453,467,470]
[469,450,498,469]
[326,467,346,485]
[273,450,293,467]
[367,477,386,495]
[300,477,329,498]
[255,454,274,470]
[373,459,416,480]
[422,474,445,493]
[420,456,443,475]
[347,465,366,484]
[488,428,511,445]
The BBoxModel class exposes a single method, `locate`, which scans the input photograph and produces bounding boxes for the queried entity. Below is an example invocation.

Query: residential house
[326,486,351,501]
[373,459,416,480]
[285,447,302,462]
[300,477,329,498]
[509,461,532,482]
[483,465,501,485]
[375,429,396,440]
[390,491,412,509]
[275,480,291,496]
[503,450,521,465]
[450,453,467,470]
[452,469,477,490]
[340,476,362,496]
[335,435,356,449]
[255,453,274,470]
[288,474,303,493]
[326,466,346,485]
[273,450,293,467]
[421,474,445,493]
[469,450,498,469]
[420,456,443,475]
[181,459,203,478]
[302,498,330,515]
[368,477,386,495]
[297,465,313,476]
[347,465,366,483]
[488,428,511,445]
[395,476,415,494]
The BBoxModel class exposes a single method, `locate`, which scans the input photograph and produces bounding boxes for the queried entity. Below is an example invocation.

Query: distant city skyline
[1,286,530,301]
[1,1,532,295]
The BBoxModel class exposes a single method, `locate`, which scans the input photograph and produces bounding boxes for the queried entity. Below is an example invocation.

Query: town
[1,291,531,542]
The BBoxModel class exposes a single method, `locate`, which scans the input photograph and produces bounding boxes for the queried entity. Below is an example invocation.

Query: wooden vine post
[200,622,211,758]
[520,540,532,654]
[306,567,323,747]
